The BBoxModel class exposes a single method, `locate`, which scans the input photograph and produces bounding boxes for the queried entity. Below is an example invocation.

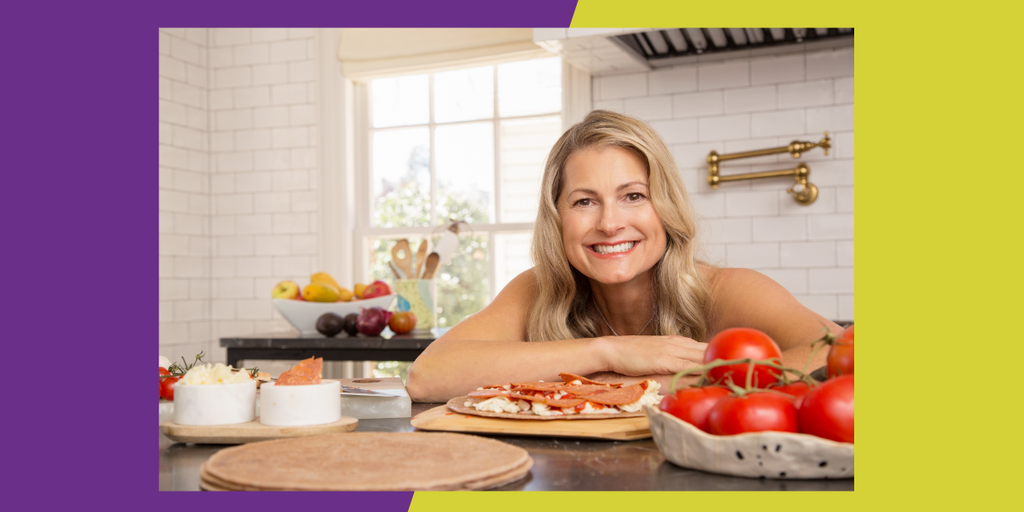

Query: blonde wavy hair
[527,110,713,343]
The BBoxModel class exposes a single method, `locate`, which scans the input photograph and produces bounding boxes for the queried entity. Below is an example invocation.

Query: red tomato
[388,311,417,334]
[160,376,180,401]
[704,328,783,388]
[658,386,730,432]
[827,324,854,378]
[771,381,814,407]
[159,367,171,398]
[707,392,799,435]
[798,374,854,443]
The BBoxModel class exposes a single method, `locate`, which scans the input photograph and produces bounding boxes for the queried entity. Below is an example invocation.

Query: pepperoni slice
[561,384,623,395]
[545,397,585,408]
[559,373,622,387]
[508,391,546,402]
[508,391,584,409]
[510,382,565,392]
[276,357,323,386]
[467,389,508,398]
[574,382,645,405]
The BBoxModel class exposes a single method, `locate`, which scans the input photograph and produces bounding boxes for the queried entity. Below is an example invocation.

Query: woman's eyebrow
[617,181,649,191]
[566,182,649,197]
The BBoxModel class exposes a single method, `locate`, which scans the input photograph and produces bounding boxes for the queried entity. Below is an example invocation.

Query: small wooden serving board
[160,416,358,445]
[411,405,651,441]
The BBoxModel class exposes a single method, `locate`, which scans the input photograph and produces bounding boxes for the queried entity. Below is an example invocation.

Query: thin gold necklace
[593,298,655,336]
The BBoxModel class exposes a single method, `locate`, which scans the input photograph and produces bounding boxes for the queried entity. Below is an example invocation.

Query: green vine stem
[669,357,818,394]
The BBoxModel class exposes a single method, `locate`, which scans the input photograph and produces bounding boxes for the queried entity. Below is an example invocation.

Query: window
[355,57,564,338]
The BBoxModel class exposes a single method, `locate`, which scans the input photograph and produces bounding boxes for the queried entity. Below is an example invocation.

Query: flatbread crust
[276,357,322,386]
[201,432,532,491]
[447,396,645,421]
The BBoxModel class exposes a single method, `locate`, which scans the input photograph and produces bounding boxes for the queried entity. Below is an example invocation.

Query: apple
[271,280,301,300]
[361,280,392,299]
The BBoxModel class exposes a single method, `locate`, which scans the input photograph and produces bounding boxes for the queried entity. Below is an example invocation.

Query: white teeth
[593,242,635,254]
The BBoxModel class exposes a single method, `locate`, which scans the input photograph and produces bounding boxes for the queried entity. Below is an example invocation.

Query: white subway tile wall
[159,28,317,364]
[594,46,854,321]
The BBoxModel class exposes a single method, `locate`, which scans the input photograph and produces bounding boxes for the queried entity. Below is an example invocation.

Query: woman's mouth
[591,241,637,254]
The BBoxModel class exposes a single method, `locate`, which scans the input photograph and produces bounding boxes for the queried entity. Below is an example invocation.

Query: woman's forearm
[406,337,611,403]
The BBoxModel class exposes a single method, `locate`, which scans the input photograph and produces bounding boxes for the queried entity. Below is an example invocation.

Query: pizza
[276,357,323,386]
[449,373,663,420]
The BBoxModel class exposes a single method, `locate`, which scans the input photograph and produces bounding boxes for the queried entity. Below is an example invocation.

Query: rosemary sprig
[167,351,205,377]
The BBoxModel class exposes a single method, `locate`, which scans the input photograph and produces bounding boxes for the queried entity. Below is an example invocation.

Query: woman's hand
[595,335,707,377]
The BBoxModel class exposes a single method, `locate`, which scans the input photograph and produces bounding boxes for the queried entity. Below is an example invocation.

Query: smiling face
[558,145,667,286]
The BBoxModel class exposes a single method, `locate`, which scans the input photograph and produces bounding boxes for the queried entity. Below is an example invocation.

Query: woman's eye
[573,198,592,207]
[626,192,646,202]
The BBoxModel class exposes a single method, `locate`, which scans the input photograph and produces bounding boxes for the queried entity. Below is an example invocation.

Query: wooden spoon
[421,252,440,279]
[391,239,413,279]
[414,240,429,279]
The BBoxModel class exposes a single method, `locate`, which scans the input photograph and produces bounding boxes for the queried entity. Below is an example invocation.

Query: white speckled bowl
[272,295,396,335]
[644,405,854,479]
[173,380,257,426]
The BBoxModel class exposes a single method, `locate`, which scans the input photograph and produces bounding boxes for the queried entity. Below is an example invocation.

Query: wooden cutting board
[160,416,357,444]
[411,405,651,441]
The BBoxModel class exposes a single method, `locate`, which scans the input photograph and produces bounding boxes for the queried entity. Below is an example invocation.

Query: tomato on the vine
[703,328,783,388]
[798,374,854,443]
[707,391,799,435]
[827,324,854,378]
[771,381,814,407]
[160,376,180,401]
[659,386,730,433]
[159,367,172,399]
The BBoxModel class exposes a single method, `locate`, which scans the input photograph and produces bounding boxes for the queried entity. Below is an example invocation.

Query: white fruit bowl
[272,295,397,335]
[644,405,854,479]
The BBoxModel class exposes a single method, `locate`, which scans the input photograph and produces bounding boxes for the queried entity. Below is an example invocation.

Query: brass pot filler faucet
[706,132,831,205]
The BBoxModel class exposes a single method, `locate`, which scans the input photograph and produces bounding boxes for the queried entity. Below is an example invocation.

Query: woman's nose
[597,204,624,235]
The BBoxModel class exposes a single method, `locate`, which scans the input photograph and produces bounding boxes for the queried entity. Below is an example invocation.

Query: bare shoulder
[436,268,536,342]
[704,267,834,349]
[707,266,776,294]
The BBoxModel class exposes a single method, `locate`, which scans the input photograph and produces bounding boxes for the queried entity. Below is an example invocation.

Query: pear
[302,283,340,302]
[311,272,352,301]
[311,272,342,291]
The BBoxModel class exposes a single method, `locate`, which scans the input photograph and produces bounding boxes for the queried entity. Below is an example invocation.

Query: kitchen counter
[159,402,853,491]
[219,331,437,368]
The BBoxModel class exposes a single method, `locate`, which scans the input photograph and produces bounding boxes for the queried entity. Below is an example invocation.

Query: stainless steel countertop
[159,402,853,491]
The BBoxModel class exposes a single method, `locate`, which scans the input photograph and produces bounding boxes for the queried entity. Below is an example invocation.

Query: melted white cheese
[618,380,663,412]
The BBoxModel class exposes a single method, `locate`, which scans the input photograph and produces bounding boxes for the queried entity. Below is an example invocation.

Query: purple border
[6,0,576,509]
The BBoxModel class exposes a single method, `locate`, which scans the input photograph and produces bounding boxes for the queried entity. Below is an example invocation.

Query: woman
[406,110,842,403]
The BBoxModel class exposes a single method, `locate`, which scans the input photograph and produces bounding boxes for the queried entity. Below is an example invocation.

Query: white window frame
[349,58,583,302]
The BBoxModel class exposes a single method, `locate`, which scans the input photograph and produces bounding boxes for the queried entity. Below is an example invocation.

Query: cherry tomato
[704,328,783,388]
[159,367,171,399]
[827,324,854,378]
[388,311,417,334]
[707,392,799,435]
[798,374,854,443]
[160,376,180,401]
[658,386,730,432]
[771,381,814,407]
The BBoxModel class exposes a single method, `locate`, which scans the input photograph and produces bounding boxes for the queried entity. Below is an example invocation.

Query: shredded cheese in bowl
[179,363,252,385]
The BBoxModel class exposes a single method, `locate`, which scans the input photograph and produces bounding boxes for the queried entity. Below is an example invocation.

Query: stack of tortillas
[199,432,532,491]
